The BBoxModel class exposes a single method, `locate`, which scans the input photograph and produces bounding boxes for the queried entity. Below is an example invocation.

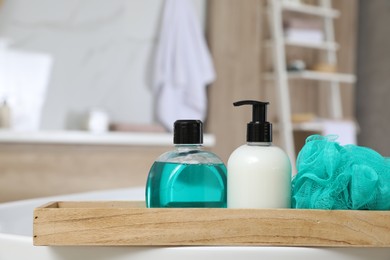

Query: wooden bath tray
[33,201,390,247]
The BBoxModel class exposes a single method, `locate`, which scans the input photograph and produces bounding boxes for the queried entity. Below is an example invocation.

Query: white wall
[0,0,206,130]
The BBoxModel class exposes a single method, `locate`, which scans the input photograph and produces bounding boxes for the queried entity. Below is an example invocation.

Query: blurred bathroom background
[0,0,388,202]
[0,0,207,131]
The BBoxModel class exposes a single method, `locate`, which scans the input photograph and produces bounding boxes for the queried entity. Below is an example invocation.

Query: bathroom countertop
[0,130,215,147]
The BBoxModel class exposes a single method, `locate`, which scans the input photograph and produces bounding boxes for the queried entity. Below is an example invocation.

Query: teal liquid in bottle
[145,120,227,208]
[147,161,227,208]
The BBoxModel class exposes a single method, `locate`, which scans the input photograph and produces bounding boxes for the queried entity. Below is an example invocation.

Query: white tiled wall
[0,0,206,130]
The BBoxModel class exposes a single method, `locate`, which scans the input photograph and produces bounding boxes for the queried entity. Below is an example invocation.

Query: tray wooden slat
[33,201,390,247]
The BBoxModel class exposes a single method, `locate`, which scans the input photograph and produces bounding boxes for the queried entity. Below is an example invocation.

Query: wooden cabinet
[0,143,166,202]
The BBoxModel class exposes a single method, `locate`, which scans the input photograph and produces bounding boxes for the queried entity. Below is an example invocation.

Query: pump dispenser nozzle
[233,100,272,142]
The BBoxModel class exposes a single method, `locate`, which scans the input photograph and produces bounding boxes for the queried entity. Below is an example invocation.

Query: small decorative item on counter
[109,123,166,133]
[85,108,109,133]
[310,63,337,73]
[292,135,390,210]
[0,99,11,128]
[227,100,292,208]
[287,59,306,71]
[146,120,227,208]
[291,113,316,123]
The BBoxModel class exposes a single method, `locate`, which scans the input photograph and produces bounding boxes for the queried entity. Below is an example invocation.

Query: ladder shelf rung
[293,122,324,132]
[264,71,356,84]
[275,121,356,132]
[288,71,356,83]
[264,40,339,51]
[281,2,340,18]
[284,39,339,50]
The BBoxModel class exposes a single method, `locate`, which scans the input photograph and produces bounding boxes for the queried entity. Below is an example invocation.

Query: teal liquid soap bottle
[146,120,227,208]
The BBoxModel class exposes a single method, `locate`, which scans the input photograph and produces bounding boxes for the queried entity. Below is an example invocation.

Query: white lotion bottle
[227,100,291,208]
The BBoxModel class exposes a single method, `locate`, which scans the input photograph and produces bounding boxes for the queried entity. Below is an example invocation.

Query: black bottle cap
[173,120,203,144]
[233,100,272,142]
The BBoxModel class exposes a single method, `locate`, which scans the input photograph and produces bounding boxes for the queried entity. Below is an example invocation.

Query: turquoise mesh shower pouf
[292,135,390,210]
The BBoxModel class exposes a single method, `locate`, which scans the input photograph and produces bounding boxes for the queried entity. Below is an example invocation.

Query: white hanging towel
[153,0,216,131]
[322,120,357,145]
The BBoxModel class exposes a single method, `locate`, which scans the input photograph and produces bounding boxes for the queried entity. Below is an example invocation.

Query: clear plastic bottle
[146,120,227,208]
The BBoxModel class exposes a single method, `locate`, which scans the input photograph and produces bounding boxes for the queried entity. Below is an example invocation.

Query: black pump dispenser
[233,100,272,143]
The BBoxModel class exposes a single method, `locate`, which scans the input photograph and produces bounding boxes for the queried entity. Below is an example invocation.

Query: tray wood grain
[33,201,390,247]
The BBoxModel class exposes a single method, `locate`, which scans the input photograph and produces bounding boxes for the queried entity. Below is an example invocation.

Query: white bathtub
[1,188,389,260]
